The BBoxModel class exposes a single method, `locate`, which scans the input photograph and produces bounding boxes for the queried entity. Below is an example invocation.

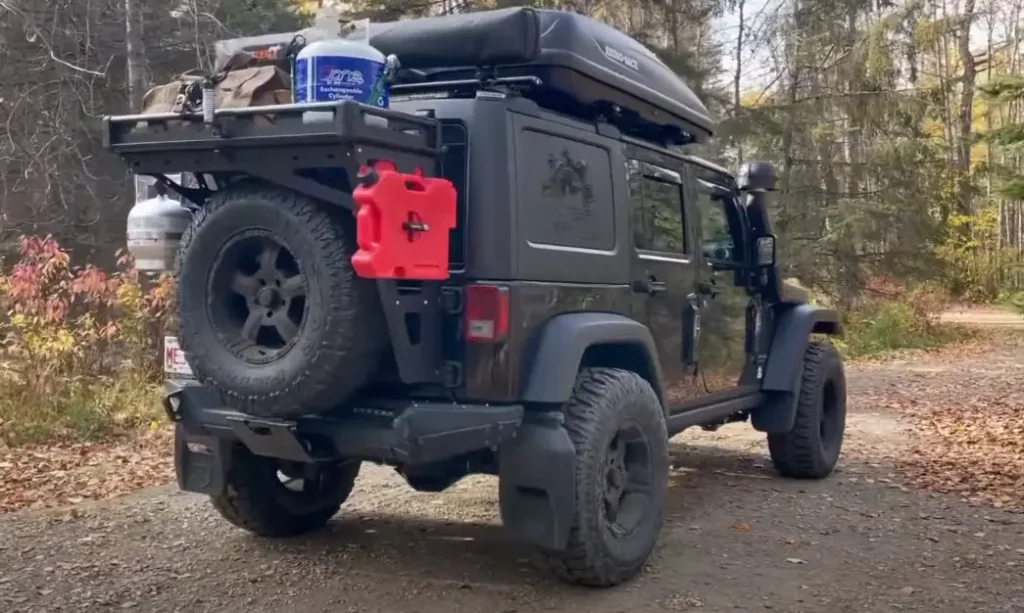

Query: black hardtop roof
[359,8,716,142]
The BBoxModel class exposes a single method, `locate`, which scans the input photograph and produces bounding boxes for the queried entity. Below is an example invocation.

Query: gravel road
[2,343,1024,613]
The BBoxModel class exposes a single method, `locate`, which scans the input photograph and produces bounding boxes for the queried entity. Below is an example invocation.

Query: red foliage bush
[0,235,175,378]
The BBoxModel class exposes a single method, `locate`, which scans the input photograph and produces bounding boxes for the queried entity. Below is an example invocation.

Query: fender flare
[761,304,841,392]
[752,304,842,433]
[520,312,664,405]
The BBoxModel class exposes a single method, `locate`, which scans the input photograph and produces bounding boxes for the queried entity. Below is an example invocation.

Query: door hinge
[440,360,463,388]
[441,286,464,315]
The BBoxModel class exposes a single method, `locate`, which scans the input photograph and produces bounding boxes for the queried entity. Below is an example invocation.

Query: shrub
[995,289,1024,316]
[837,277,964,357]
[0,236,175,445]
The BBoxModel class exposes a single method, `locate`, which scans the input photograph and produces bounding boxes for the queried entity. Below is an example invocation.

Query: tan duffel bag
[139,55,292,126]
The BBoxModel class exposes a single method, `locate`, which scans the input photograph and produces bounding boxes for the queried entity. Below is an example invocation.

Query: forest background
[0,0,1021,446]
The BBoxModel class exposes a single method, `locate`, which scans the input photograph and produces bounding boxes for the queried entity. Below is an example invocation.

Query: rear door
[626,153,705,406]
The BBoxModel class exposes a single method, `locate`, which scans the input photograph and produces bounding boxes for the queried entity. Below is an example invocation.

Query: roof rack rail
[390,75,543,97]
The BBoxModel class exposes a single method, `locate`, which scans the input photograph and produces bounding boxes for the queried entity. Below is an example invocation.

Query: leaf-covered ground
[1,318,1023,612]
[1,316,1022,517]
[860,330,1024,511]
[0,430,173,514]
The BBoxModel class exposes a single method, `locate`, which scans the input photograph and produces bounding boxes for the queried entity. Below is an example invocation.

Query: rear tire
[211,447,360,537]
[768,341,847,479]
[538,368,668,587]
[176,185,386,417]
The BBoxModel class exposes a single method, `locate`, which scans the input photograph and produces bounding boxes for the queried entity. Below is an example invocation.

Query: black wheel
[211,447,360,537]
[767,341,847,479]
[539,368,669,587]
[176,184,386,417]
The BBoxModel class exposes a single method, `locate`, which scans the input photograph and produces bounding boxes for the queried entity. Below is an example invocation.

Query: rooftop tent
[360,8,716,143]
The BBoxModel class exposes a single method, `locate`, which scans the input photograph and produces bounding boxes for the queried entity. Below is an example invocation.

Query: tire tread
[538,367,667,587]
[767,341,845,479]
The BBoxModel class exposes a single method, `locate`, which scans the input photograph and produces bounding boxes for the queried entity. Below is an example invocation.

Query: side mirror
[755,234,776,267]
[737,161,777,192]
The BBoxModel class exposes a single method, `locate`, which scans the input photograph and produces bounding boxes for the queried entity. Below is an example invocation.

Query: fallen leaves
[0,316,1021,520]
[0,427,173,514]
[846,327,999,367]
[859,331,1024,511]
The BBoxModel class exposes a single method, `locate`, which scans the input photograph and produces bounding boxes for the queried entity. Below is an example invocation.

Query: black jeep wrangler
[107,8,846,587]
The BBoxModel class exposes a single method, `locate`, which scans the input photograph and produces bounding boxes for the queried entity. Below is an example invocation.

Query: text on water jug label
[293,55,389,107]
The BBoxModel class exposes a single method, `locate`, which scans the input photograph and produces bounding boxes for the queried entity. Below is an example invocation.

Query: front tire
[211,447,360,537]
[768,341,847,479]
[539,368,669,587]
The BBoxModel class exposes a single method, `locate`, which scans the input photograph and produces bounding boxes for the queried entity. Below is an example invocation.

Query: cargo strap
[168,70,225,115]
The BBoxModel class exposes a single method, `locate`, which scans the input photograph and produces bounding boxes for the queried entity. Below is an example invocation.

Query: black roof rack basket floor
[104,100,444,209]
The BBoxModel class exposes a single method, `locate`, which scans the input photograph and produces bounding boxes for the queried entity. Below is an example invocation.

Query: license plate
[164,336,195,378]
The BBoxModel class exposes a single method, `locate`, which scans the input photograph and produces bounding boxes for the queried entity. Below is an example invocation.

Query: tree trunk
[124,0,149,112]
[734,0,745,168]
[955,0,977,219]
[778,0,803,238]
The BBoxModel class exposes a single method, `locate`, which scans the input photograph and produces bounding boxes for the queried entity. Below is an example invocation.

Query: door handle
[697,280,719,298]
[632,276,667,295]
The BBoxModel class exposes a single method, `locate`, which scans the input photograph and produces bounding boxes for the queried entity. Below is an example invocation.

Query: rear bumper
[166,379,579,550]
[165,379,523,493]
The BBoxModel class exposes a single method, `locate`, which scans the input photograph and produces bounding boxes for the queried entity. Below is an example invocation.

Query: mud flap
[498,412,577,550]
[173,424,234,496]
[750,391,798,433]
[351,161,457,280]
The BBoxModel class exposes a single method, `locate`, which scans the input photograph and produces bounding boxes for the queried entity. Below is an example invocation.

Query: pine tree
[980,77,1024,200]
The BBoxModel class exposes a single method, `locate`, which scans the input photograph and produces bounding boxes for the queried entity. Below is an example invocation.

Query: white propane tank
[292,22,389,123]
[126,175,192,272]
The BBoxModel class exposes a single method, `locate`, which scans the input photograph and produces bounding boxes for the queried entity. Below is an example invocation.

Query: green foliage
[934,207,1019,301]
[995,290,1024,316]
[979,76,1024,101]
[865,19,896,86]
[1,372,163,446]
[829,277,966,357]
[977,77,1024,201]
[839,301,966,358]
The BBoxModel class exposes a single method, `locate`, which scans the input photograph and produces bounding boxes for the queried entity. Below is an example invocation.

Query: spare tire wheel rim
[207,230,309,364]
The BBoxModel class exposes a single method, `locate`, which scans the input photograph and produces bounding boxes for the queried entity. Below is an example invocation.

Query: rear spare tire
[176,184,386,417]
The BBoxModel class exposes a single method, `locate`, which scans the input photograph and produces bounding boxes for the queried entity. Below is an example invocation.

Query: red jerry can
[351,161,457,280]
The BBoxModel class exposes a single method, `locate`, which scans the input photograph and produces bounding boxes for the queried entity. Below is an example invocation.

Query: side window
[627,160,687,254]
[694,180,738,262]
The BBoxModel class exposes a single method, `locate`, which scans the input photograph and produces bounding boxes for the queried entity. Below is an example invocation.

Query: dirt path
[3,334,1024,612]
[939,305,1024,328]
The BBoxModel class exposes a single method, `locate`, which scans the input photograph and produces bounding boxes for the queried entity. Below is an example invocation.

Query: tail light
[464,284,509,343]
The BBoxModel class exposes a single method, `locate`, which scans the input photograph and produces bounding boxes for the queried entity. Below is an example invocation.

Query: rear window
[440,120,468,270]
